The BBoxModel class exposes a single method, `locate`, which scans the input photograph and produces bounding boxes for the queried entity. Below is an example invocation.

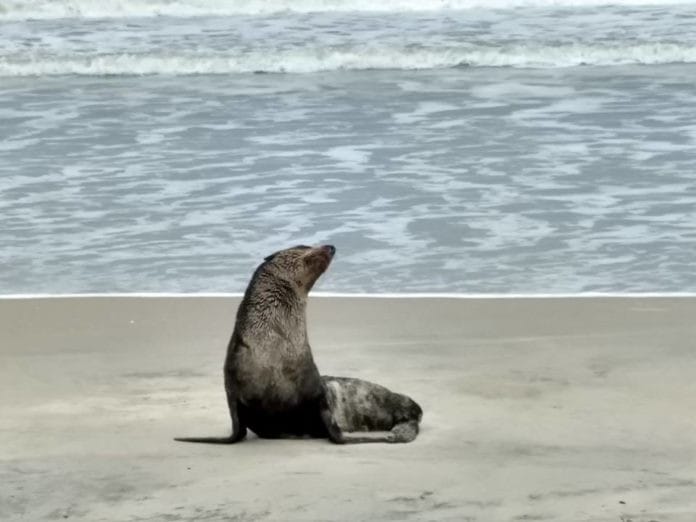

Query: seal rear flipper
[337,421,419,444]
[389,420,419,443]
[337,431,396,443]
[320,405,417,444]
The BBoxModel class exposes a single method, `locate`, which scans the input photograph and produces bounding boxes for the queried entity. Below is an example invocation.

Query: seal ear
[264,251,279,262]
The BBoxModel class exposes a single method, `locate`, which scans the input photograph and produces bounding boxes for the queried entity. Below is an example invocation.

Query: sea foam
[2,42,696,76]
[0,0,689,20]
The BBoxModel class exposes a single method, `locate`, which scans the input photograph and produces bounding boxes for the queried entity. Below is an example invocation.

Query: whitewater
[2,2,696,75]
[0,0,692,20]
[1,0,695,293]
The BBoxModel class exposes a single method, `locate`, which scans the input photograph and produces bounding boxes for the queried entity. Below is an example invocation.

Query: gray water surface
[2,65,695,293]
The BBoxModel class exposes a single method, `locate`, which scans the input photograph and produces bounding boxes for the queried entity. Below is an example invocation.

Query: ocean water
[1,0,695,294]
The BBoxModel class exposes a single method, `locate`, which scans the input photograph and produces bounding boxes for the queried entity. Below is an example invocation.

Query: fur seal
[175,244,422,444]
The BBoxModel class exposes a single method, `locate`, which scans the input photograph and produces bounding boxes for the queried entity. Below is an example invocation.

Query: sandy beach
[2,296,696,521]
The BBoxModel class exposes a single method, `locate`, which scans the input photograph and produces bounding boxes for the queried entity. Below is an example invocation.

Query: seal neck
[241,271,306,318]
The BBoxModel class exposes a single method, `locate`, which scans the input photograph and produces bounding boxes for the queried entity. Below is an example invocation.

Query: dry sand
[2,296,696,521]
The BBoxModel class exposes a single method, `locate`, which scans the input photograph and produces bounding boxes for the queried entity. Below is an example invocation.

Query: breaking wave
[2,43,695,76]
[0,0,689,20]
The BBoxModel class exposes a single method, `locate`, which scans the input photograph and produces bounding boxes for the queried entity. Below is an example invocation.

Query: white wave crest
[1,43,695,76]
[0,0,690,20]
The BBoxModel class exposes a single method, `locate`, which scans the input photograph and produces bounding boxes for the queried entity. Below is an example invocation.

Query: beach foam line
[3,43,696,77]
[1,292,696,299]
[0,0,689,21]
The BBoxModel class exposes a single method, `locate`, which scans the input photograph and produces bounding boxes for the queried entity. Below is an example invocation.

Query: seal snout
[316,245,336,267]
[312,244,335,270]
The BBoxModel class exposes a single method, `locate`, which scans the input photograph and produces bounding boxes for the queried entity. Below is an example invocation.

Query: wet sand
[2,296,696,521]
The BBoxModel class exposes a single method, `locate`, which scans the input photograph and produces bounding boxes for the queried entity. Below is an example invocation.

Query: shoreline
[3,291,696,299]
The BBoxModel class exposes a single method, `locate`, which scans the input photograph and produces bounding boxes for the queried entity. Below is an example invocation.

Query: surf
[0,0,689,20]
[2,42,695,77]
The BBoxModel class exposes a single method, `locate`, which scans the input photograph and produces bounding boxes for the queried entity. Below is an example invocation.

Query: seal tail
[174,436,236,444]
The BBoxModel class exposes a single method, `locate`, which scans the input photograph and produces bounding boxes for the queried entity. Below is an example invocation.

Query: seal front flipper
[174,422,247,444]
[175,385,247,444]
[174,434,244,444]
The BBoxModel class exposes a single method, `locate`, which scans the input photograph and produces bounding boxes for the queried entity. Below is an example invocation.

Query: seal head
[261,244,335,295]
